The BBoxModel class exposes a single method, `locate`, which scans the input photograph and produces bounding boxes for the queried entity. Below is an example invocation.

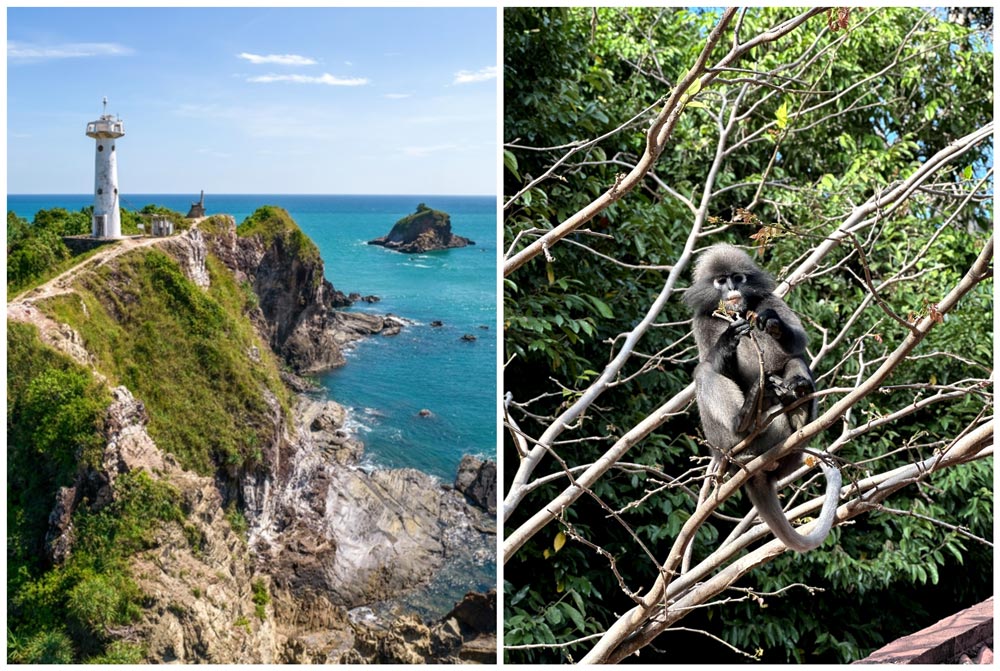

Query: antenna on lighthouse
[102,96,108,116]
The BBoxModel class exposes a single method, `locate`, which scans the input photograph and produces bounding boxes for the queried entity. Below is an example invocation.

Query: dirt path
[7,221,205,365]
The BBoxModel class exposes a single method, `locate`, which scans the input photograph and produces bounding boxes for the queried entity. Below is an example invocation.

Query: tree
[503,7,992,663]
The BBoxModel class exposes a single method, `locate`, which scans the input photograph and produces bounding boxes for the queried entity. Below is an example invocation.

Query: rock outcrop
[296,398,364,465]
[367,204,474,254]
[61,387,280,663]
[344,589,496,664]
[198,211,396,373]
[455,455,498,514]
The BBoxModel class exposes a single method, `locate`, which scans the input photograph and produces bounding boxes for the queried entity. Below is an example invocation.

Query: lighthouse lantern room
[85,97,125,238]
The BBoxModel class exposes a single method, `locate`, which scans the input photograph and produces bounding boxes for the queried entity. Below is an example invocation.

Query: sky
[7,7,498,195]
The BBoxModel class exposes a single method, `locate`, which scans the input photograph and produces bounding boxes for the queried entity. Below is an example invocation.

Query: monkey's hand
[726,316,752,339]
[767,373,814,404]
[755,308,785,339]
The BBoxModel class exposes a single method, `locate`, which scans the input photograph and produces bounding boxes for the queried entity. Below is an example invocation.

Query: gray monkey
[684,243,840,552]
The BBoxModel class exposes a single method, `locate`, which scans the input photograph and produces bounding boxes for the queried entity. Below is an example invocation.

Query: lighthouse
[85,97,125,238]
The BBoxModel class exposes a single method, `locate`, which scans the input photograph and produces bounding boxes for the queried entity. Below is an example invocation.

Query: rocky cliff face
[367,204,474,253]
[201,213,393,373]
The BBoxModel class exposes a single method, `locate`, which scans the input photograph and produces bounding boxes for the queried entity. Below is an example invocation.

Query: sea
[8,193,498,616]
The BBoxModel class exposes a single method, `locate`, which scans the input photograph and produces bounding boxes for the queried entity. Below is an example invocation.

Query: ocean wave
[341,406,375,435]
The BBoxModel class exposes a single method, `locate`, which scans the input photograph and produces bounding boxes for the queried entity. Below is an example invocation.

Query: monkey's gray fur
[684,243,840,552]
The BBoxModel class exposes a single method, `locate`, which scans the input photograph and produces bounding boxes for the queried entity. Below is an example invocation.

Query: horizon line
[8,192,498,198]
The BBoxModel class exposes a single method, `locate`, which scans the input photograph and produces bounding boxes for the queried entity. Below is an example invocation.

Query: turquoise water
[8,194,498,482]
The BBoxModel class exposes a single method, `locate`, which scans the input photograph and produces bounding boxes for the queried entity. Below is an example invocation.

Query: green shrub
[251,579,270,620]
[67,571,142,632]
[85,640,146,664]
[9,629,76,664]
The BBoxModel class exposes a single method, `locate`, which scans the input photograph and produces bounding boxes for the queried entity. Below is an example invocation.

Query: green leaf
[562,602,586,632]
[589,296,614,319]
[775,101,789,130]
[504,149,520,180]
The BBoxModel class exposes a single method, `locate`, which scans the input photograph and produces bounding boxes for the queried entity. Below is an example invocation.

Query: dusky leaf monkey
[684,243,840,552]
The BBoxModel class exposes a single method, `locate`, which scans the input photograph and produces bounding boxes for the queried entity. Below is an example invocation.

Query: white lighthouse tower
[85,97,125,238]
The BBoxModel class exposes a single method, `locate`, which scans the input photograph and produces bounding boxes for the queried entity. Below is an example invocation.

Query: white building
[85,97,125,238]
[151,216,174,237]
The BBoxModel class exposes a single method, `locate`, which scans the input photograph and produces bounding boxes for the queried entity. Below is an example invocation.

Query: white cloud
[248,73,368,86]
[384,93,412,99]
[402,144,460,157]
[238,52,317,66]
[453,65,497,85]
[174,102,345,141]
[8,41,132,61]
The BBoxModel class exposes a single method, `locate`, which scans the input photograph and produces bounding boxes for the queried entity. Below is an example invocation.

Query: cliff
[6,207,494,664]
[367,204,474,253]
[200,207,398,373]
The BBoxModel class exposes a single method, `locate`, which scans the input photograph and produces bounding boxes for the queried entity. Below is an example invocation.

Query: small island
[368,203,474,253]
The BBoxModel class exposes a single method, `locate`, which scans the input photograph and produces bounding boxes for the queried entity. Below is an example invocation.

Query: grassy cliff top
[236,205,321,264]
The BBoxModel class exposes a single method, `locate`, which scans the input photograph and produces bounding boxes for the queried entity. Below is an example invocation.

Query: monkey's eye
[732,273,746,285]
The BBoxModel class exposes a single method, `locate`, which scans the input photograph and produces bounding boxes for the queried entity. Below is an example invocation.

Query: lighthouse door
[94,214,107,238]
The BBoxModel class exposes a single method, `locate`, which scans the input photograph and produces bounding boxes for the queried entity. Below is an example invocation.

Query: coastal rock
[295,397,364,465]
[381,315,405,337]
[367,204,474,254]
[341,590,496,664]
[454,455,498,515]
[444,590,498,663]
[461,334,477,342]
[159,227,210,288]
[250,455,490,610]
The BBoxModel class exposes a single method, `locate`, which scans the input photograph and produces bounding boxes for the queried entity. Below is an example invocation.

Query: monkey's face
[714,273,747,315]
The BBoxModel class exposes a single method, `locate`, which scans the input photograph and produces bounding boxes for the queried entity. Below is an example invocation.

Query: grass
[9,243,110,299]
[41,247,291,475]
[236,205,322,268]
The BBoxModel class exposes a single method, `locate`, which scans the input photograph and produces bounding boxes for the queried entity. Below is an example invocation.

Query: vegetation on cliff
[7,204,493,663]
[41,248,291,475]
[236,205,321,268]
[7,322,185,663]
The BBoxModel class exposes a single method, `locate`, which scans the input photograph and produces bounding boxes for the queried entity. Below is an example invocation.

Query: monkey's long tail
[745,460,842,553]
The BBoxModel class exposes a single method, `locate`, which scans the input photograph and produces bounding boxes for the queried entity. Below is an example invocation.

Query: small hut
[151,216,174,237]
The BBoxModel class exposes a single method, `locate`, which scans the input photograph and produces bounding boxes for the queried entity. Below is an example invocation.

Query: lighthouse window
[98,145,104,152]
[114,188,118,194]
[111,145,115,152]
[97,188,103,194]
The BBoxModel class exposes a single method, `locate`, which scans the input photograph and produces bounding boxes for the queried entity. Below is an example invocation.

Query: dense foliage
[504,7,992,663]
[6,204,187,295]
